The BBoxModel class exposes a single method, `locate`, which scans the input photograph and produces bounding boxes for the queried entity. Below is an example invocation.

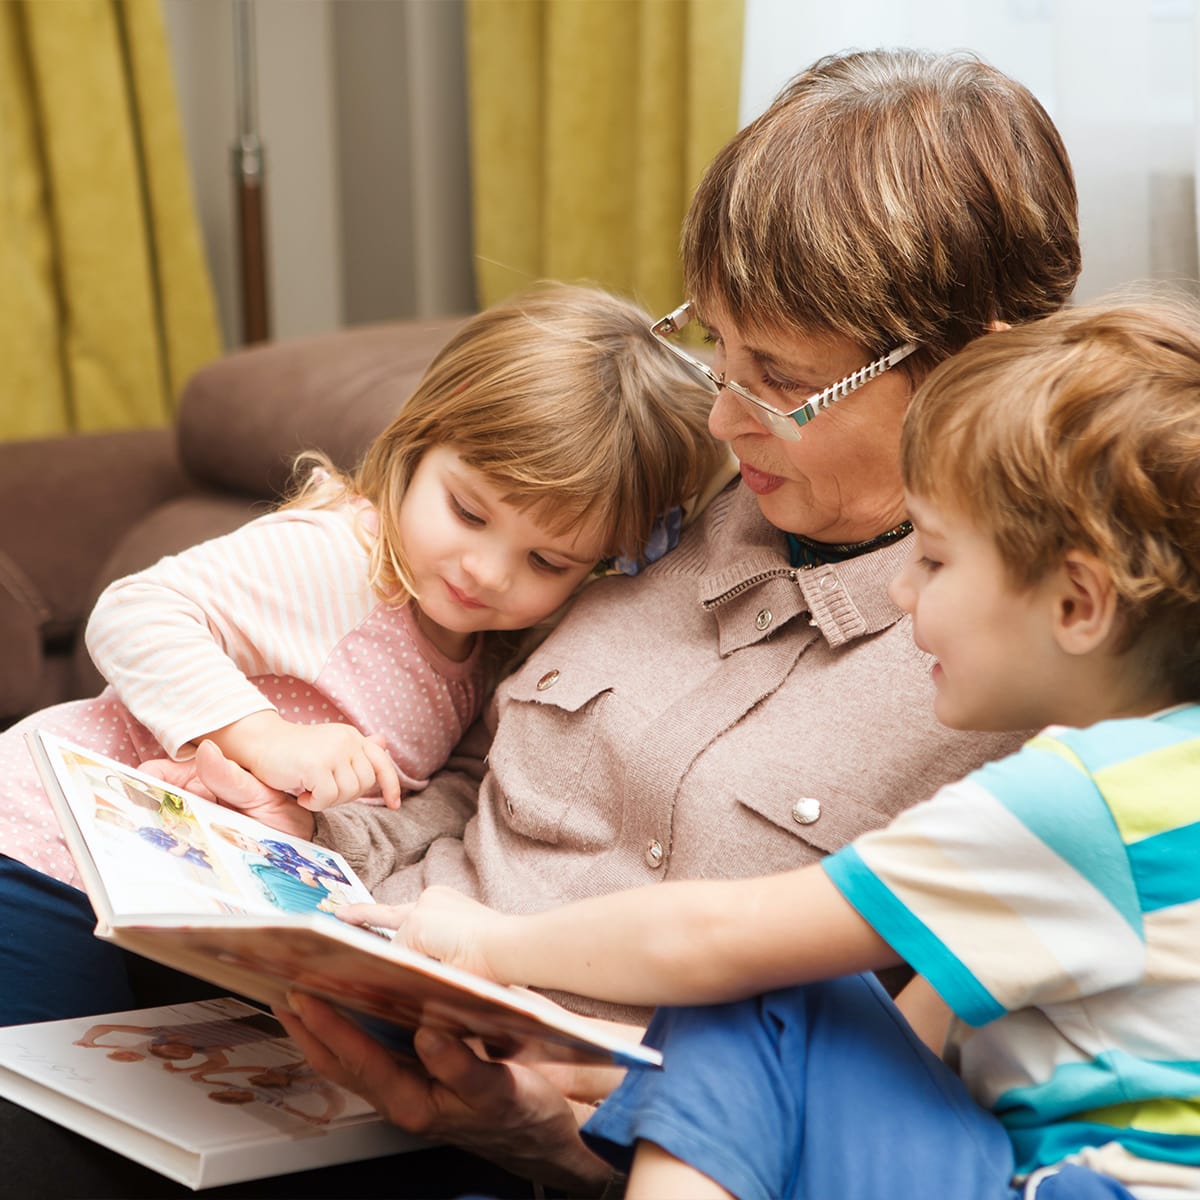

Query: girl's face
[887,492,1064,732]
[397,446,609,660]
[702,300,914,543]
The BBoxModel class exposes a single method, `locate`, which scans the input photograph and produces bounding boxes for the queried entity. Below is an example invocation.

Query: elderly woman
[0,48,1079,1200]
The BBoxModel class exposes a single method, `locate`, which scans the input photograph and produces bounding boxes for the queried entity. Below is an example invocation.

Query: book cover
[0,996,423,1189]
[28,730,662,1071]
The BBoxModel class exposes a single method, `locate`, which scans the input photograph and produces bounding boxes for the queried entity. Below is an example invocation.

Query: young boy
[348,301,1200,1199]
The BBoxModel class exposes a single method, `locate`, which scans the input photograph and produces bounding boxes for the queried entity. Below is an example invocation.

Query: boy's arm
[893,975,953,1053]
[349,868,899,1008]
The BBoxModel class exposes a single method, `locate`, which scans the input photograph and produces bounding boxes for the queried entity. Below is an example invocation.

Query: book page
[34,732,374,920]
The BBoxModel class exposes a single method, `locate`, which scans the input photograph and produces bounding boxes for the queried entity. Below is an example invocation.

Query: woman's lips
[739,461,785,495]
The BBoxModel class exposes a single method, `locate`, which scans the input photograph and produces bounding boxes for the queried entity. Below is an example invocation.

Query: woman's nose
[708,385,767,442]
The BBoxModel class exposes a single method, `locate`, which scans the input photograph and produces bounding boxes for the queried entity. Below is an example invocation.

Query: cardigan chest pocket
[733,785,894,862]
[488,661,626,849]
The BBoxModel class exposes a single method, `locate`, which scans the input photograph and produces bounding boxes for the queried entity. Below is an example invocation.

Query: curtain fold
[0,0,220,441]
[466,0,744,317]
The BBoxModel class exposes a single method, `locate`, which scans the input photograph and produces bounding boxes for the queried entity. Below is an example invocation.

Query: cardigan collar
[690,483,914,653]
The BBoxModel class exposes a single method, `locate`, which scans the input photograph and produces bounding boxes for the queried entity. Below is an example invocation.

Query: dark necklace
[786,519,913,568]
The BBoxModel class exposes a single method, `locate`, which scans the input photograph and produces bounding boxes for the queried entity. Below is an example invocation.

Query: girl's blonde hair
[902,298,1200,700]
[284,282,724,602]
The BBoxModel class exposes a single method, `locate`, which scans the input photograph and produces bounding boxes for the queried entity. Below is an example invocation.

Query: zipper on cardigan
[701,566,809,611]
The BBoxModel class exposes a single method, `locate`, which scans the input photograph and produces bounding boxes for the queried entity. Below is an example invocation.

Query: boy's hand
[336,888,515,983]
[206,711,402,810]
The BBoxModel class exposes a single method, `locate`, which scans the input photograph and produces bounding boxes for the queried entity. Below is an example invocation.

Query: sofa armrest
[0,428,191,721]
[0,429,189,636]
[178,316,469,500]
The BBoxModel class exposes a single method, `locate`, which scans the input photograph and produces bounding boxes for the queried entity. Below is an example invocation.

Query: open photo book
[27,730,662,1072]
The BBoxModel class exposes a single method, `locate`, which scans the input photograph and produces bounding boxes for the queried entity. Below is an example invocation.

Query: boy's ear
[1052,550,1118,655]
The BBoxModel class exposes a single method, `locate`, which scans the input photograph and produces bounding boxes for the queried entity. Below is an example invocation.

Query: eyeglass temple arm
[810,342,919,413]
[789,342,919,429]
[652,302,693,338]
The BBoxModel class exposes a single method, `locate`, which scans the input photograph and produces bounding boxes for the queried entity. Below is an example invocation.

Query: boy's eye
[450,495,484,526]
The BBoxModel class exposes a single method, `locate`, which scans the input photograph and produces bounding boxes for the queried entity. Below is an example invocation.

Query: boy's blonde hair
[286,282,724,602]
[682,49,1080,377]
[902,300,1200,698]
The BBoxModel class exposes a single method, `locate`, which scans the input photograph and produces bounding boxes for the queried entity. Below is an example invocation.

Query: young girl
[0,282,727,889]
[350,301,1200,1200]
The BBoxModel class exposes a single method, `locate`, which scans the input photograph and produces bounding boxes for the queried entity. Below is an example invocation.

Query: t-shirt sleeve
[822,737,1145,1026]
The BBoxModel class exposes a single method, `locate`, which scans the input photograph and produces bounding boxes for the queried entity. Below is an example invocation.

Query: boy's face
[397,446,608,660]
[888,492,1065,733]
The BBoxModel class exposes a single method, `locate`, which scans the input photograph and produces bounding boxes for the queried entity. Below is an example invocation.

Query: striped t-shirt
[824,705,1200,1187]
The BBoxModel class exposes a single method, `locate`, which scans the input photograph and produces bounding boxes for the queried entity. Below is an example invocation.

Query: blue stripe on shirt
[970,747,1142,934]
[822,846,1005,1026]
[1127,821,1200,911]
[1007,1120,1200,1178]
[994,1049,1200,1128]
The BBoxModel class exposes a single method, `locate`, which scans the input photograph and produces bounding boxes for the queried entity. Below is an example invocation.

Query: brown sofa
[0,315,467,728]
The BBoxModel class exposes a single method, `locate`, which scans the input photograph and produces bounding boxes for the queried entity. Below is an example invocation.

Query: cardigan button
[754,608,773,631]
[791,797,822,825]
[645,839,665,868]
[536,669,560,691]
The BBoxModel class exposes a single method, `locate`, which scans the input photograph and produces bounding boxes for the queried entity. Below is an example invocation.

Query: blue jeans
[0,854,224,1024]
[583,974,1136,1200]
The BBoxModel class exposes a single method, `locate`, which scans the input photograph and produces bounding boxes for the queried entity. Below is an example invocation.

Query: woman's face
[703,301,914,542]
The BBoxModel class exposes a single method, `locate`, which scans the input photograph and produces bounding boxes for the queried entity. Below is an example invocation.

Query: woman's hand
[139,740,318,840]
[205,711,402,810]
[273,993,615,1194]
[335,887,517,983]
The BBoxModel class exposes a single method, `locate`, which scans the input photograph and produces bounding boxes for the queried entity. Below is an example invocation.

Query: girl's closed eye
[450,495,484,526]
[530,552,569,575]
[917,556,943,573]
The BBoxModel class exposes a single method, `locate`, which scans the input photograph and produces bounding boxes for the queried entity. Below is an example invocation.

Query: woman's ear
[1052,551,1118,655]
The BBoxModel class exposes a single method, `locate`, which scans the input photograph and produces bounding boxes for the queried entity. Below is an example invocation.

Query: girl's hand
[139,740,318,840]
[336,888,516,983]
[205,711,402,810]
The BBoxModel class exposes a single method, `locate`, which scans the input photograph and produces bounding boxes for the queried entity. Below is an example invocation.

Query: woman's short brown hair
[902,298,1200,700]
[682,48,1080,377]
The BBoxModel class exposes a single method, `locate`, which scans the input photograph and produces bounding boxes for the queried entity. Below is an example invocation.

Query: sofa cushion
[178,317,468,499]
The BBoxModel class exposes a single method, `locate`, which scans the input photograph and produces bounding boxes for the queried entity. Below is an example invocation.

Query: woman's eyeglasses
[651,301,918,441]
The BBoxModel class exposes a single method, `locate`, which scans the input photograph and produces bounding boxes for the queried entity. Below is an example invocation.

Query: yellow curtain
[0,0,220,441]
[465,0,744,317]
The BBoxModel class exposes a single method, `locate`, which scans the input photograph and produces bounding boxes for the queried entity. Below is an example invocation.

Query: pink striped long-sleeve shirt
[84,504,482,779]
